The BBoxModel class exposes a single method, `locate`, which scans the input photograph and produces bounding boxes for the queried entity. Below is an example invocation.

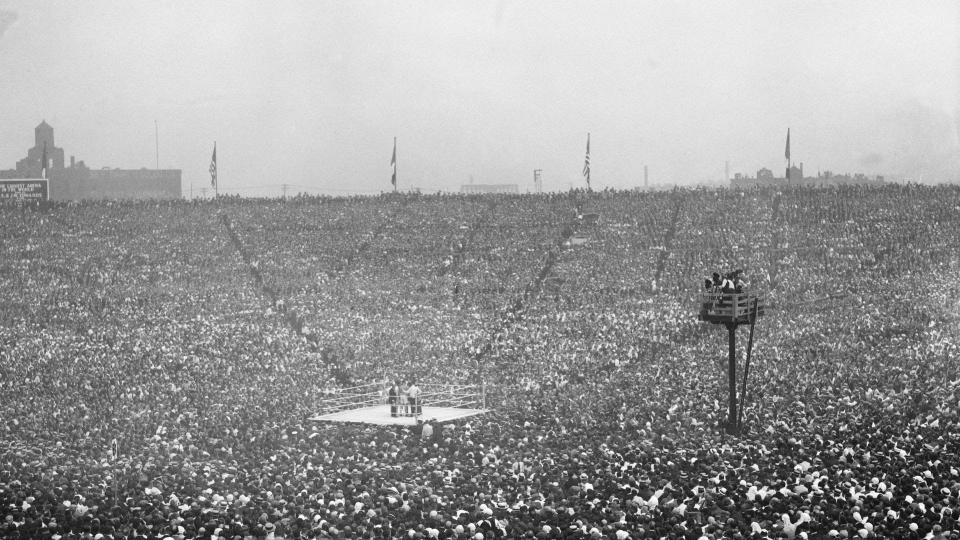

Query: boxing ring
[309,382,488,426]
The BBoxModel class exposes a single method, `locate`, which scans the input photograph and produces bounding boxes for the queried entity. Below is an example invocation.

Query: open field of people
[2,184,959,539]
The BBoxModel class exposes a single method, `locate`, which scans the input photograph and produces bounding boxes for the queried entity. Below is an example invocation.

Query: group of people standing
[387,380,422,417]
[704,268,746,294]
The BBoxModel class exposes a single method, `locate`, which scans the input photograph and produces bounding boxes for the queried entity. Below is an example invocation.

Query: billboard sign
[0,179,49,201]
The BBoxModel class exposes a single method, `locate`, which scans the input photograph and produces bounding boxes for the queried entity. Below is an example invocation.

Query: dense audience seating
[1,185,959,539]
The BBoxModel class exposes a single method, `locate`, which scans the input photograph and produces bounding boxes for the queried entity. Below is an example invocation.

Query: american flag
[209,143,217,188]
[390,137,397,188]
[582,133,591,188]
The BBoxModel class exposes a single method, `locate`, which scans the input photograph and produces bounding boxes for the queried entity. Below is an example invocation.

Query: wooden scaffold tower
[698,286,765,434]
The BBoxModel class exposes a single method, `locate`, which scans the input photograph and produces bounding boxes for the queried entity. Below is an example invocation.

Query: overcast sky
[0,1,957,195]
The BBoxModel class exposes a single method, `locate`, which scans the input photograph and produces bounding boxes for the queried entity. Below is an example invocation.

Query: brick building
[1,121,181,201]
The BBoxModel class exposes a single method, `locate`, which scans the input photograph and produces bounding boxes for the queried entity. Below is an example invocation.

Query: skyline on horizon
[0,118,927,196]
[0,1,957,196]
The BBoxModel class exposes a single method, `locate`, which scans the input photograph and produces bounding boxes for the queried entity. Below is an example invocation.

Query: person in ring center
[388,380,400,417]
[406,380,421,417]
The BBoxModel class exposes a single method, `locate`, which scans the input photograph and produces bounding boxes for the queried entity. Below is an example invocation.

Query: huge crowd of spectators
[1,184,959,539]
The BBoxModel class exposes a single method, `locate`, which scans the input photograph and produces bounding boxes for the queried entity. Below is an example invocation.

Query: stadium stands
[1,185,959,538]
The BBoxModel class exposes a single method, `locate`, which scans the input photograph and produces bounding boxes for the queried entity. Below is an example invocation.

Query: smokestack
[644,165,649,187]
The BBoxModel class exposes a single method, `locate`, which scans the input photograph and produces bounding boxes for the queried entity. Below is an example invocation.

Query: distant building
[813,171,885,186]
[460,184,519,194]
[787,165,799,183]
[14,121,65,176]
[730,165,885,188]
[0,121,181,201]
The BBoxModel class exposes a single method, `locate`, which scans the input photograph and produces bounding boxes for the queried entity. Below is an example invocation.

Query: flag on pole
[209,143,217,189]
[390,137,397,189]
[582,133,591,189]
[40,141,48,179]
[784,128,791,181]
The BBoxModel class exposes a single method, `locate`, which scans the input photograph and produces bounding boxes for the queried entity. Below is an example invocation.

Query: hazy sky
[0,1,957,195]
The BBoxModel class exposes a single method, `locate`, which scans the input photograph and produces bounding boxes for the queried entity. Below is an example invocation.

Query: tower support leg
[726,323,738,433]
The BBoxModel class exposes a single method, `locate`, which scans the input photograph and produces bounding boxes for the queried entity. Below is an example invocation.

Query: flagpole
[583,133,591,191]
[391,137,398,193]
[212,141,218,198]
[785,128,791,184]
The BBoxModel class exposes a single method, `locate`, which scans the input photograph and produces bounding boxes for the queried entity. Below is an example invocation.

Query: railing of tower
[698,291,766,324]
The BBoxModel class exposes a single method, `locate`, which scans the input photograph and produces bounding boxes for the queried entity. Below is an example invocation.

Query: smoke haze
[0,1,956,195]
[0,10,16,40]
